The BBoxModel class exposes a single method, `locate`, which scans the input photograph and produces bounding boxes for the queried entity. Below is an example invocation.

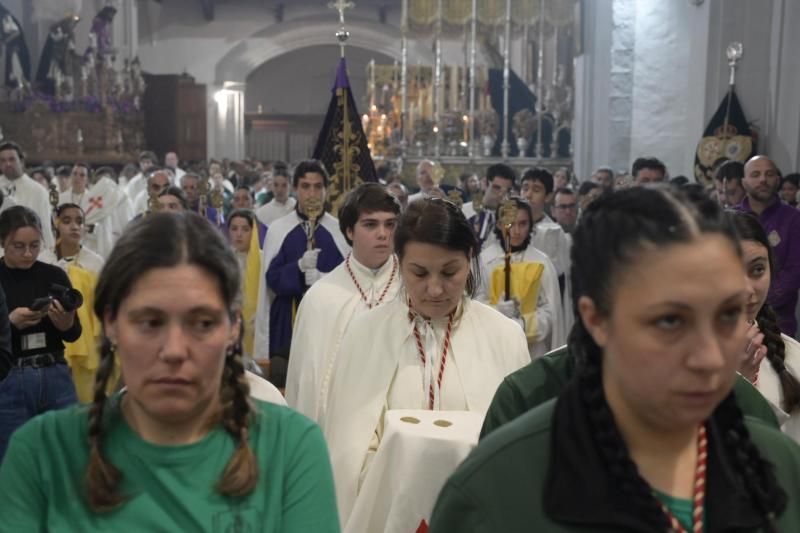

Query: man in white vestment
[286,183,402,423]
[407,160,437,204]
[521,168,572,344]
[84,166,134,257]
[58,163,91,210]
[124,150,157,200]
[255,166,296,226]
[0,141,55,248]
[164,151,185,183]
[132,170,171,216]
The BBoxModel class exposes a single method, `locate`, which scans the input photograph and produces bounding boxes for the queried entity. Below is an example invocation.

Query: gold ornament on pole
[305,197,324,251]
[498,198,518,301]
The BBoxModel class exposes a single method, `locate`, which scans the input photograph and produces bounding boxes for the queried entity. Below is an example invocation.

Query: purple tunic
[266,223,345,355]
[737,197,800,336]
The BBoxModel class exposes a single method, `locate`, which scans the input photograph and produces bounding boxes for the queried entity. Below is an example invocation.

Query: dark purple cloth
[737,197,800,337]
[257,221,267,248]
[266,223,344,355]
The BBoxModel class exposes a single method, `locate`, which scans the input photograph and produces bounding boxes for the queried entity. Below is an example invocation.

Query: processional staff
[498,199,518,302]
[305,197,323,251]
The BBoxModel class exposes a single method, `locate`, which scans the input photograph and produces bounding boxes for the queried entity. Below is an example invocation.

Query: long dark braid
[216,334,258,496]
[569,187,788,530]
[715,393,784,532]
[758,305,800,413]
[572,321,671,530]
[729,210,800,413]
[85,338,125,512]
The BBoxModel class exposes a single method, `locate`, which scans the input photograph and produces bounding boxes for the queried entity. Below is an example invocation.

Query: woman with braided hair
[0,211,340,532]
[429,186,800,532]
[731,210,800,442]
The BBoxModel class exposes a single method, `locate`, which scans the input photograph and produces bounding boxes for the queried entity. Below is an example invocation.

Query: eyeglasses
[555,203,577,210]
[9,241,41,253]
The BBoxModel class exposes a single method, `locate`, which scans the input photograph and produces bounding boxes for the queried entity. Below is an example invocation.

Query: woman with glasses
[0,206,81,462]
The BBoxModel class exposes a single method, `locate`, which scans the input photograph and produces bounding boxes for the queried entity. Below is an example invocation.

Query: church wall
[629,0,704,179]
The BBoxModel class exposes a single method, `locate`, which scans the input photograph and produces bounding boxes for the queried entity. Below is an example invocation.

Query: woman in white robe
[323,198,530,527]
[477,198,562,358]
[732,210,800,442]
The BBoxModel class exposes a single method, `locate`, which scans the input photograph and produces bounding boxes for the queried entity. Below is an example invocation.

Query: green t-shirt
[653,490,697,532]
[0,396,340,533]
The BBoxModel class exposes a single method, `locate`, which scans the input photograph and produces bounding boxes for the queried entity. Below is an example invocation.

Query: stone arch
[214,18,434,84]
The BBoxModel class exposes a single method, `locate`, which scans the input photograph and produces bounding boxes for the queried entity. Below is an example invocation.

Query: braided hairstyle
[86,211,257,512]
[729,210,800,413]
[569,186,785,531]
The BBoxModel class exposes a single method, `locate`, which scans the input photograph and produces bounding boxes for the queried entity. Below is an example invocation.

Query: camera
[48,284,84,312]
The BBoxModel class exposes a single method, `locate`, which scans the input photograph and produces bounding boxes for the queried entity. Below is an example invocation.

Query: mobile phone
[30,296,52,311]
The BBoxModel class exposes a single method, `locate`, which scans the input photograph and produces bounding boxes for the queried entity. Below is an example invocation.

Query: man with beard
[0,141,53,248]
[738,155,800,337]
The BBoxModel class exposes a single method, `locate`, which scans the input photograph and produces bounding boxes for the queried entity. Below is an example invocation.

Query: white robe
[755,334,800,443]
[255,197,296,226]
[0,174,55,249]
[253,210,350,361]
[322,296,530,526]
[55,246,105,277]
[125,172,146,201]
[88,176,134,256]
[532,214,572,343]
[286,253,402,423]
[477,241,562,358]
[245,370,287,406]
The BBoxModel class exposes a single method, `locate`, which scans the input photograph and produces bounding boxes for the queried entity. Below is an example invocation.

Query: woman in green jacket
[0,212,340,533]
[430,186,800,532]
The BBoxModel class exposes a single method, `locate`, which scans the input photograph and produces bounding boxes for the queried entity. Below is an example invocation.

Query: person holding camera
[0,206,81,462]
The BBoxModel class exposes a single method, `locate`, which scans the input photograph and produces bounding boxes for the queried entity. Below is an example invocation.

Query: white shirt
[755,334,800,443]
[407,190,432,204]
[0,173,55,249]
[255,197,297,226]
[55,246,104,276]
[323,296,530,526]
[58,189,90,211]
[125,172,146,200]
[245,370,287,406]
[532,214,573,339]
[286,253,401,423]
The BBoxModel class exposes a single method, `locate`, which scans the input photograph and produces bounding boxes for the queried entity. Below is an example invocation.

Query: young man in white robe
[478,198,562,358]
[254,166,296,226]
[521,167,572,345]
[0,141,55,249]
[461,164,516,251]
[286,183,402,423]
[253,160,350,373]
[123,150,157,201]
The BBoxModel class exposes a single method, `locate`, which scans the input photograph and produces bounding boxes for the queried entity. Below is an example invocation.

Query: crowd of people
[0,138,799,532]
